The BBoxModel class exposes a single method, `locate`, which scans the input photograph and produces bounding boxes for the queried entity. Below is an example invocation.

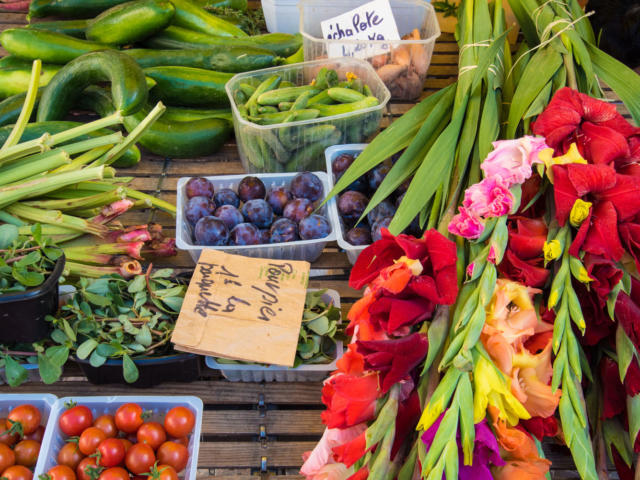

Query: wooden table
[2,6,634,479]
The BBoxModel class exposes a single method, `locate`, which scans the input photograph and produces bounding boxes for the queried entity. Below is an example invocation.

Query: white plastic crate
[34,396,203,480]
[176,172,338,263]
[262,0,300,34]
[205,289,342,381]
[0,394,57,432]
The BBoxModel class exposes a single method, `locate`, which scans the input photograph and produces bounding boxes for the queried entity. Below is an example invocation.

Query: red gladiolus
[346,467,369,480]
[392,392,421,459]
[520,416,558,442]
[576,283,615,346]
[612,445,634,480]
[321,372,381,429]
[332,432,367,468]
[583,254,623,305]
[619,215,640,272]
[599,357,626,419]
[498,217,550,288]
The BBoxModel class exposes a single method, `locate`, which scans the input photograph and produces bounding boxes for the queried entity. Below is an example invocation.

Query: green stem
[23,188,124,211]
[0,135,50,165]
[47,111,124,146]
[2,60,41,150]
[5,203,107,236]
[0,151,71,187]
[0,210,25,226]
[53,145,112,174]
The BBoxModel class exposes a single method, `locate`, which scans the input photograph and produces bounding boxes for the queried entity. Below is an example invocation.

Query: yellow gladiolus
[569,199,592,227]
[538,143,587,182]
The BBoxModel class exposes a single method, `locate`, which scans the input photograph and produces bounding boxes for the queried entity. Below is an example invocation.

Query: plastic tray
[205,289,342,381]
[325,144,369,265]
[226,58,390,173]
[299,0,440,100]
[75,353,201,388]
[0,394,57,434]
[176,172,338,263]
[262,0,300,34]
[0,254,65,343]
[35,396,203,480]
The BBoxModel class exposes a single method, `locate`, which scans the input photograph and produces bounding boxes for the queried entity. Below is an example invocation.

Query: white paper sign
[320,0,401,59]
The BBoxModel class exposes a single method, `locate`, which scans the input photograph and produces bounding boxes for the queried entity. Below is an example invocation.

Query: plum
[338,191,369,226]
[241,199,274,228]
[367,159,392,191]
[266,186,292,215]
[237,176,266,202]
[283,198,314,222]
[299,214,331,240]
[367,200,396,226]
[185,177,214,199]
[259,229,271,244]
[332,153,355,177]
[185,196,215,226]
[290,172,323,202]
[371,217,392,242]
[214,205,244,230]
[229,223,262,245]
[345,227,372,246]
[194,216,229,246]
[214,188,240,208]
[270,218,299,243]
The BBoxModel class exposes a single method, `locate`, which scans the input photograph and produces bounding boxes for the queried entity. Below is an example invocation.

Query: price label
[321,0,401,59]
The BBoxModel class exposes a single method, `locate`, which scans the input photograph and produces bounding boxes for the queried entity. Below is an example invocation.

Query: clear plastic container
[35,396,203,480]
[176,172,338,263]
[0,394,57,433]
[325,144,369,265]
[299,0,440,100]
[205,289,342,381]
[262,0,300,34]
[226,58,390,173]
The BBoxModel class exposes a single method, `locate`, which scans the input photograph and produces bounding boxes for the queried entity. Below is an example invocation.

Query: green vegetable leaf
[122,354,139,383]
[0,224,18,249]
[135,325,152,347]
[128,275,146,293]
[3,355,28,387]
[76,339,98,360]
[306,316,330,335]
[89,350,107,368]
[12,267,44,287]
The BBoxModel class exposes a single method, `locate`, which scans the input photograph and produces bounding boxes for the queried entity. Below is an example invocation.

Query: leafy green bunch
[295,289,343,367]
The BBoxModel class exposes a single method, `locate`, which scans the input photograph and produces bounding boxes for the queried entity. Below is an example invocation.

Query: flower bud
[569,199,592,227]
[543,239,562,262]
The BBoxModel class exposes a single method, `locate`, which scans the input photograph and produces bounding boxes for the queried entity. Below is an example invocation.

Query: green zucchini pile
[0,0,303,159]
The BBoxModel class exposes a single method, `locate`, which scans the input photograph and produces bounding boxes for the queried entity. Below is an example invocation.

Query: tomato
[156,441,188,473]
[97,438,125,468]
[0,442,15,472]
[93,415,118,439]
[7,405,41,436]
[97,467,129,480]
[59,405,93,437]
[47,465,77,480]
[57,442,85,470]
[76,457,99,480]
[137,423,166,451]
[125,443,155,475]
[115,404,145,434]
[1,465,33,480]
[163,407,194,438]
[13,439,40,468]
[148,465,178,480]
[119,439,133,453]
[24,425,45,443]
[78,427,107,456]
[0,419,19,447]
[169,437,188,448]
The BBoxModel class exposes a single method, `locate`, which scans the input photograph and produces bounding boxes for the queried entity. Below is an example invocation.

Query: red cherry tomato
[0,418,19,447]
[115,404,145,434]
[97,438,125,468]
[1,465,33,480]
[47,465,77,480]
[156,441,188,473]
[148,465,178,480]
[13,439,40,468]
[93,415,118,439]
[7,405,41,436]
[125,443,155,475]
[59,405,93,437]
[78,427,107,456]
[137,423,166,451]
[24,425,45,443]
[57,442,85,470]
[119,438,133,453]
[76,456,99,480]
[0,442,16,472]
[163,407,194,438]
[97,467,129,480]
[169,437,188,448]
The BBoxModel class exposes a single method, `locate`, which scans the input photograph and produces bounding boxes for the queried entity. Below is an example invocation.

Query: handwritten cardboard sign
[171,250,310,367]
[320,0,401,59]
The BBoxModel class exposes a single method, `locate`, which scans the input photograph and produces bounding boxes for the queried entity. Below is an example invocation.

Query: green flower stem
[2,60,41,150]
[54,145,112,174]
[62,250,116,265]
[5,203,107,236]
[24,189,125,211]
[71,181,176,216]
[0,135,50,165]
[47,111,124,146]
[18,225,77,236]
[0,151,71,187]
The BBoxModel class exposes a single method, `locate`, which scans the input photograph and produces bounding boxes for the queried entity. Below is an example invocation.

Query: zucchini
[193,0,247,11]
[124,46,280,72]
[25,20,89,38]
[37,50,148,121]
[0,91,43,127]
[0,121,140,168]
[169,0,247,37]
[86,0,175,46]
[0,65,62,99]
[161,107,232,122]
[144,66,232,107]
[28,0,129,18]
[0,29,110,65]
[144,26,302,57]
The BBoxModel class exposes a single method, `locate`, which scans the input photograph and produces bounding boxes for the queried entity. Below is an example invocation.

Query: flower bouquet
[301,86,640,480]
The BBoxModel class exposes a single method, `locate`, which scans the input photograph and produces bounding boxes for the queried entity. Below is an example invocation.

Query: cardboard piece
[171,250,310,367]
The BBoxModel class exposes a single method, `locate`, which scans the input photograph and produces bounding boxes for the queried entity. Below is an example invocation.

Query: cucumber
[28,0,129,19]
[193,0,247,11]
[25,20,89,38]
[0,28,109,65]
[144,26,302,57]
[257,86,321,105]
[86,0,175,46]
[313,96,379,117]
[0,121,140,168]
[169,0,247,37]
[0,65,62,99]
[144,66,232,107]
[0,91,43,127]
[161,107,232,122]
[327,87,367,103]
[248,109,319,125]
[37,50,148,121]
[124,46,280,72]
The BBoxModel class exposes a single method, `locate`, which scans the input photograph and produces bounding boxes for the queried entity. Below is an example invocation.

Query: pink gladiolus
[449,206,485,239]
[481,136,547,187]
[300,424,367,479]
[463,177,514,218]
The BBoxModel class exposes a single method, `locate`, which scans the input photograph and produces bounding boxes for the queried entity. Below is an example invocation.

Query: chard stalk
[47,111,124,146]
[2,60,41,150]
[63,251,117,264]
[0,151,71,187]
[18,225,77,235]
[65,259,142,278]
[23,188,125,211]
[64,241,144,260]
[67,181,176,215]
[0,210,25,226]
[5,203,107,236]
[0,135,50,165]
[53,145,111,174]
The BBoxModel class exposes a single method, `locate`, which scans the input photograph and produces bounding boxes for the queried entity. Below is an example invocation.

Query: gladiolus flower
[321,372,381,429]
[499,218,550,288]
[543,240,561,262]
[300,425,366,479]
[569,199,592,227]
[538,143,587,182]
[480,136,547,187]
[462,177,514,218]
[449,206,485,239]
